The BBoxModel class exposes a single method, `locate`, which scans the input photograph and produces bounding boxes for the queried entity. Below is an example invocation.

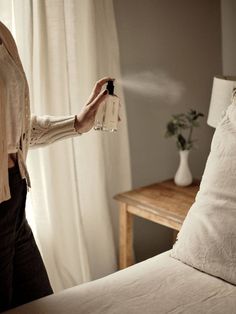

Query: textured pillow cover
[171,103,236,285]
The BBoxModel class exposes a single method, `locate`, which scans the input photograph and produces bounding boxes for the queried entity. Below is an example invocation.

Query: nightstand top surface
[114,179,200,222]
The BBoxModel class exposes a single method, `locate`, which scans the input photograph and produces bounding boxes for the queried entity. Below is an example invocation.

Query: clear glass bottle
[94,80,120,132]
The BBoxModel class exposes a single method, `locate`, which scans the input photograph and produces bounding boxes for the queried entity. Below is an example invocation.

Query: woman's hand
[75,77,114,134]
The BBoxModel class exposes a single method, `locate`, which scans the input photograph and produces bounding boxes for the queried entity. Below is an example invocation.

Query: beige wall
[221,0,236,75]
[113,0,222,262]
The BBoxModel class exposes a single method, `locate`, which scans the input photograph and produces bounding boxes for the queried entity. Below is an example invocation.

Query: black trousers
[0,164,53,312]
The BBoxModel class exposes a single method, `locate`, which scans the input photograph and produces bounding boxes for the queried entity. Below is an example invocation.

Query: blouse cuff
[30,114,82,148]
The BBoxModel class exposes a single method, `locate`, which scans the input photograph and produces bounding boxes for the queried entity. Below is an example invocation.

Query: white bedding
[6,250,236,314]
[172,103,236,286]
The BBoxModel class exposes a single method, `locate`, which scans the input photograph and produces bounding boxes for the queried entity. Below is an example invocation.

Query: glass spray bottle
[94,80,120,132]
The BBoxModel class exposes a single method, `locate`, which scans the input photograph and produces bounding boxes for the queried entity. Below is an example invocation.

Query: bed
[6,100,236,313]
[5,250,236,314]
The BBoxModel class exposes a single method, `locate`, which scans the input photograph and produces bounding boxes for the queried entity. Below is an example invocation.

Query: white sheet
[6,250,236,314]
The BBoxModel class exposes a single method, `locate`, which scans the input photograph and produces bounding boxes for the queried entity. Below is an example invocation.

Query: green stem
[188,125,193,145]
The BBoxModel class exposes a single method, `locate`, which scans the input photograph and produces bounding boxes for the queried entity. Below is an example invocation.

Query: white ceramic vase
[174,150,193,187]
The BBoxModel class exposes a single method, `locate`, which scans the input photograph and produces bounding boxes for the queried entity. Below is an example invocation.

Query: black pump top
[107,80,114,95]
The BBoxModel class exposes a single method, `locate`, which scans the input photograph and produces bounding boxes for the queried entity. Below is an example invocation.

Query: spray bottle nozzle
[107,80,114,95]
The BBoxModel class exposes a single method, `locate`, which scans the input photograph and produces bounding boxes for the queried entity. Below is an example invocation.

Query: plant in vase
[165,109,204,186]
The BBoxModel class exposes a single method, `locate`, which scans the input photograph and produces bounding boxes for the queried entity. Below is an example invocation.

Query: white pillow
[171,103,236,285]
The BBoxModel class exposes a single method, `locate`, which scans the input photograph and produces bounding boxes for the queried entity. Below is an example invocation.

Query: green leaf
[166,121,177,136]
[177,134,186,150]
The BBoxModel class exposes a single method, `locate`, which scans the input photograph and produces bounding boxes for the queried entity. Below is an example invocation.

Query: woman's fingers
[96,77,115,88]
[89,89,108,113]
[93,77,114,96]
[87,77,115,105]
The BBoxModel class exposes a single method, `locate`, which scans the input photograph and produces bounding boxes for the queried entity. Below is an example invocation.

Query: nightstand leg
[119,203,134,269]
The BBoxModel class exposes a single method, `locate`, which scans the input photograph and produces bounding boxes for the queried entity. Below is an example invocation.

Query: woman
[0,20,112,312]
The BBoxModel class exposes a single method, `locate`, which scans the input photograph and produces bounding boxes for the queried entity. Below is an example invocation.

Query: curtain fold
[0,0,131,292]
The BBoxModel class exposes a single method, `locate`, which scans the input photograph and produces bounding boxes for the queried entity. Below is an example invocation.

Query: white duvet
[6,250,236,314]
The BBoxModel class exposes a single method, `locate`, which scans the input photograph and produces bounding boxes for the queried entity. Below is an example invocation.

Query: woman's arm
[29,77,111,148]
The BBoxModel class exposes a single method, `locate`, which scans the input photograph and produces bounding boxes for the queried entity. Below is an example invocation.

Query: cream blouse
[0,21,80,204]
[0,42,25,153]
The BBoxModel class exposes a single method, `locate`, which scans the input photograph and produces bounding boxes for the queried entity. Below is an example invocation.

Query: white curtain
[0,0,131,292]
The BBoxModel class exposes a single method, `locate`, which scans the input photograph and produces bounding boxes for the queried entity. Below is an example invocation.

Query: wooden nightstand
[114,179,200,269]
